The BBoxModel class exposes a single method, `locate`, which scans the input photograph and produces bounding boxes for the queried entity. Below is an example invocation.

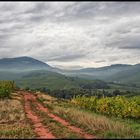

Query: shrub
[72,95,140,119]
[0,81,15,99]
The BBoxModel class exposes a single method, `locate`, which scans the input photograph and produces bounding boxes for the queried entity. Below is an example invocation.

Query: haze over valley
[0,56,139,91]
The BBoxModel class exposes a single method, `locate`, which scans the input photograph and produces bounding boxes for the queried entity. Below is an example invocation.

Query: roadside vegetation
[0,82,35,138]
[36,92,140,138]
[71,95,140,119]
[0,80,140,139]
[0,81,15,99]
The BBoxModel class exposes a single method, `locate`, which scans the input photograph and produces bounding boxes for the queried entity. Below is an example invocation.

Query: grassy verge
[36,92,140,138]
[53,106,140,138]
[29,100,83,139]
[0,92,35,138]
[0,124,35,139]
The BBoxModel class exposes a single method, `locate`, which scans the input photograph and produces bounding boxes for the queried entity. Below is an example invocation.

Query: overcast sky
[0,2,140,69]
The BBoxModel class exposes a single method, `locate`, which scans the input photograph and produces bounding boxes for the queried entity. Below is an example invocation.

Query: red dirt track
[22,91,96,139]
[23,93,55,139]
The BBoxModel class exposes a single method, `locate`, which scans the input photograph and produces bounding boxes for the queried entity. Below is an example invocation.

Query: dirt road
[22,91,96,139]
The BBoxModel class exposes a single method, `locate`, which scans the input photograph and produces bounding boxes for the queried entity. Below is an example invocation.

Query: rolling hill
[0,56,109,90]
[56,64,132,79]
[57,64,140,86]
[15,70,108,90]
[0,56,52,71]
[107,64,140,86]
[0,56,140,87]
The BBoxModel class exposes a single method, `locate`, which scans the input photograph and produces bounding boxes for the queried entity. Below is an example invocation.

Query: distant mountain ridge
[54,63,140,86]
[0,56,52,71]
[78,64,132,72]
[0,56,138,72]
[0,56,140,86]
[55,64,134,78]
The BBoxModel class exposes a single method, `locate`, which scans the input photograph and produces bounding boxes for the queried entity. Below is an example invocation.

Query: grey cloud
[24,3,50,14]
[0,23,28,32]
[121,45,140,50]
[53,64,84,70]
[51,2,140,22]
[0,2,16,11]
[47,54,85,62]
[28,14,47,23]
[0,2,140,68]
[108,36,140,50]
[107,56,120,62]
[95,60,106,63]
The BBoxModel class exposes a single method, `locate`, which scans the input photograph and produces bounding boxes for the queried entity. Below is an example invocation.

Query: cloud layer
[0,2,140,69]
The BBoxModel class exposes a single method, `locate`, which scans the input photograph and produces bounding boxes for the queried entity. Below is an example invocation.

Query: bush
[25,87,30,91]
[0,88,10,98]
[72,95,140,119]
[0,81,15,99]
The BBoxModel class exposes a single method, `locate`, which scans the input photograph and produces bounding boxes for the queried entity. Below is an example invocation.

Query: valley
[0,57,140,139]
[0,56,140,92]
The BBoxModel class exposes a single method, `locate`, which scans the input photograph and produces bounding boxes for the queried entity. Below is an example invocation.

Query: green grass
[15,70,109,90]
[107,66,140,87]
[109,83,140,92]
[0,126,35,139]
[52,106,140,138]
[16,75,80,90]
[36,93,140,138]
[29,100,83,139]
[0,92,35,139]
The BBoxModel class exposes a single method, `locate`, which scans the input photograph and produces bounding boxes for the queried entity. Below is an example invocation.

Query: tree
[113,89,120,96]
[25,87,30,91]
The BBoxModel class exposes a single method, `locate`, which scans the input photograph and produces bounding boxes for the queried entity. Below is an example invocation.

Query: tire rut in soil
[23,93,55,139]
[22,91,97,139]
